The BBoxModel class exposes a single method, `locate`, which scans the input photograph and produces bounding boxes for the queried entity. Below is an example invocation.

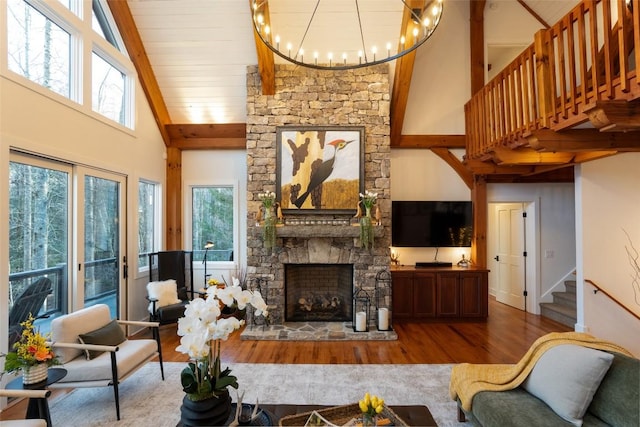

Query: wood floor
[0,297,570,421]
[157,296,570,365]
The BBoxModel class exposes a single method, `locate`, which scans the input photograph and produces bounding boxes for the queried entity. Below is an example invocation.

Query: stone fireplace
[285,263,353,322]
[244,63,393,338]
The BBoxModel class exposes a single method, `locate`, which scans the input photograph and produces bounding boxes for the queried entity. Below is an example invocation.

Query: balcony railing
[466,0,640,160]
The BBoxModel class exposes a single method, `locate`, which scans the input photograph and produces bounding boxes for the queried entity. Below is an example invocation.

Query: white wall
[390,149,471,266]
[0,75,167,338]
[576,153,640,356]
[181,150,248,287]
[487,182,576,311]
[403,0,470,134]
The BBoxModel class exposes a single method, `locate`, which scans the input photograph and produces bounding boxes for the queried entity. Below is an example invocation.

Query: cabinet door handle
[494,255,500,261]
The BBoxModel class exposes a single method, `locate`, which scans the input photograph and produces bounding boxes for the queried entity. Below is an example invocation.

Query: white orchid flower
[231,277,240,287]
[235,290,253,310]
[176,330,210,359]
[250,291,269,317]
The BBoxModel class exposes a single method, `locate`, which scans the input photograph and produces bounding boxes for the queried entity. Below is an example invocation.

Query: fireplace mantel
[251,224,385,239]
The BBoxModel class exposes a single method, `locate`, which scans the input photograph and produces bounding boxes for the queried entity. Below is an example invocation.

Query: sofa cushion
[587,352,640,427]
[522,344,614,426]
[471,388,576,427]
[50,304,112,364]
[147,279,181,313]
[78,319,126,360]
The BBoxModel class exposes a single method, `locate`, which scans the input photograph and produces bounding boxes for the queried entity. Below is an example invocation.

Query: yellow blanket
[449,331,633,411]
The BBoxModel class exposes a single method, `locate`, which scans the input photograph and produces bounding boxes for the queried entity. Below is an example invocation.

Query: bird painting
[292,138,354,208]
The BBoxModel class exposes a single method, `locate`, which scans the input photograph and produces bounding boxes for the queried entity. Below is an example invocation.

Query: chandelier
[251,0,444,70]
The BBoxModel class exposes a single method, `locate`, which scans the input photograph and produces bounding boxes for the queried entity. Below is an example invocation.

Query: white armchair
[0,389,49,427]
[47,304,164,421]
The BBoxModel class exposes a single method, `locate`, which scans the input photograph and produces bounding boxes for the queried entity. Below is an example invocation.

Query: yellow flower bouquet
[3,314,59,375]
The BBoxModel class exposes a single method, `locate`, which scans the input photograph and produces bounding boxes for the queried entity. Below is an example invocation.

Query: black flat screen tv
[392,201,473,247]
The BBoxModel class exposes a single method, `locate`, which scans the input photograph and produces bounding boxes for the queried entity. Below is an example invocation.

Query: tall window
[4,0,134,129]
[6,0,71,98]
[138,180,159,270]
[191,186,235,263]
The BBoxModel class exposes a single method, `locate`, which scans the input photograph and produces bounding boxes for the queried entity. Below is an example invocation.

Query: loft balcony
[465,0,640,176]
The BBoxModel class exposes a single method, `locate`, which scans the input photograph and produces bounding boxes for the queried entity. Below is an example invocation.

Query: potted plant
[2,315,59,385]
[176,280,268,426]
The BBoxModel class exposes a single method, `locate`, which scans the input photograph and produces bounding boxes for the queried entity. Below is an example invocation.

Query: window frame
[1,0,136,131]
[184,180,239,271]
[136,178,161,275]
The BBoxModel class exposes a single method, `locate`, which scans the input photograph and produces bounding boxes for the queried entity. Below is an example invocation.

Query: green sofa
[457,352,640,427]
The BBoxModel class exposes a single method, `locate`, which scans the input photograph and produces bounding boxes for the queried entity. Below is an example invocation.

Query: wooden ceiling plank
[394,135,466,149]
[249,0,275,95]
[107,0,172,146]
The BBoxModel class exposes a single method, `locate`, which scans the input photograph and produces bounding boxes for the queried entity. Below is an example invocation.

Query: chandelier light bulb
[400,35,406,47]
[314,51,318,65]
[386,42,392,57]
[299,48,304,62]
[372,45,377,61]
[433,5,440,15]
[358,50,363,64]
[256,14,264,25]
[275,35,280,50]
[264,25,270,35]
[286,42,292,56]
[423,17,430,27]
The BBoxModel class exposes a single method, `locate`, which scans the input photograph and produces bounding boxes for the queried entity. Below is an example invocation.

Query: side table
[6,367,67,427]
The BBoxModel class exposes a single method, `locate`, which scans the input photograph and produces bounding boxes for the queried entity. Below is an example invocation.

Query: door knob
[494,255,500,261]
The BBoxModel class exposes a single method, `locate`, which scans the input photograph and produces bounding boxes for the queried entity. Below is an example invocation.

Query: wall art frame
[276,125,365,214]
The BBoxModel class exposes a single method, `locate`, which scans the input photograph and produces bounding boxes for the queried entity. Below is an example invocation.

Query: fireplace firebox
[285,264,353,322]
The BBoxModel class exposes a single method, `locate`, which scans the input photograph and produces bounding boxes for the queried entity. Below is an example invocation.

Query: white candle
[356,311,367,331]
[378,308,389,330]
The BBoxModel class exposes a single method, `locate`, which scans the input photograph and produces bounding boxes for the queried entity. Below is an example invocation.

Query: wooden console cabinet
[391,266,488,321]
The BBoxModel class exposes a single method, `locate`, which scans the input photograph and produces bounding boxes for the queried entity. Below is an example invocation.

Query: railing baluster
[589,0,600,104]
[567,15,578,114]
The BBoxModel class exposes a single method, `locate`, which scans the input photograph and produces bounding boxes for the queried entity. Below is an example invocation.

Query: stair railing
[585,279,640,322]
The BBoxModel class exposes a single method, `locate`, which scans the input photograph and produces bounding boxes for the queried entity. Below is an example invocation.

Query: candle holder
[375,270,392,331]
[352,287,371,332]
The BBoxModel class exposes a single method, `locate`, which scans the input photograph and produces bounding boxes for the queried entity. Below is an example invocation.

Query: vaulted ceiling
[109,1,578,149]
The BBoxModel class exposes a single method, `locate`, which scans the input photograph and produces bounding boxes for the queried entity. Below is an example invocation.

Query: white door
[494,203,526,310]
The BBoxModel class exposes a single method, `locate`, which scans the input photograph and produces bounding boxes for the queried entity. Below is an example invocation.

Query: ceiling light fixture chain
[252,0,444,71]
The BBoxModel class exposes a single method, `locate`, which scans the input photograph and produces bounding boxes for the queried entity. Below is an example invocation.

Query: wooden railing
[466,0,640,160]
[586,279,640,322]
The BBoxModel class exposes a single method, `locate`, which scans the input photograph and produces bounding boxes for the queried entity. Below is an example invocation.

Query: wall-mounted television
[392,201,473,247]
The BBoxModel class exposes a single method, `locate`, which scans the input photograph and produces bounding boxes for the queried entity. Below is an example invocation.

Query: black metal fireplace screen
[285,263,353,322]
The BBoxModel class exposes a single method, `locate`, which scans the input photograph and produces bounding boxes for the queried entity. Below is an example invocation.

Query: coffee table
[6,367,67,427]
[234,403,437,426]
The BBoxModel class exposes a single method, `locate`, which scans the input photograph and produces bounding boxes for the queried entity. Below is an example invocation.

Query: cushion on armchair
[78,319,127,360]
[147,279,181,313]
[522,344,614,426]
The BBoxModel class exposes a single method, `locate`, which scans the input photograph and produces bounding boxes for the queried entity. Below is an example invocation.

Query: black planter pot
[179,389,232,427]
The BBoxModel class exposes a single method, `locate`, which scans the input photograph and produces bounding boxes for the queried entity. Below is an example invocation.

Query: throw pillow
[78,319,127,360]
[522,344,614,426]
[147,279,181,313]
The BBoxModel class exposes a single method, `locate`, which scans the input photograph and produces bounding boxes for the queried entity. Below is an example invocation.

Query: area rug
[49,362,472,427]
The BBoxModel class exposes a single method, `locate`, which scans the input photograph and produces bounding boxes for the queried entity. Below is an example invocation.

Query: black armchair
[146,251,194,325]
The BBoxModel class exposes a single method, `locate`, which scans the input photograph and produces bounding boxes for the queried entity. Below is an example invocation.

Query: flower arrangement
[358,392,384,425]
[258,190,277,248]
[176,279,268,401]
[359,191,378,249]
[3,315,59,374]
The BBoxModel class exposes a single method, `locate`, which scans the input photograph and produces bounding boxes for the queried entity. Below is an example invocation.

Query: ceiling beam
[463,159,545,175]
[107,0,171,146]
[470,0,486,95]
[166,123,246,149]
[393,134,466,149]
[249,0,275,95]
[516,0,550,28]
[390,0,423,146]
[526,128,640,151]
[492,147,575,165]
[431,147,474,189]
[584,100,640,132]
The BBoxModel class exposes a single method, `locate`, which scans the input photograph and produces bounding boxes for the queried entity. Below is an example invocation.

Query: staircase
[540,280,576,328]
